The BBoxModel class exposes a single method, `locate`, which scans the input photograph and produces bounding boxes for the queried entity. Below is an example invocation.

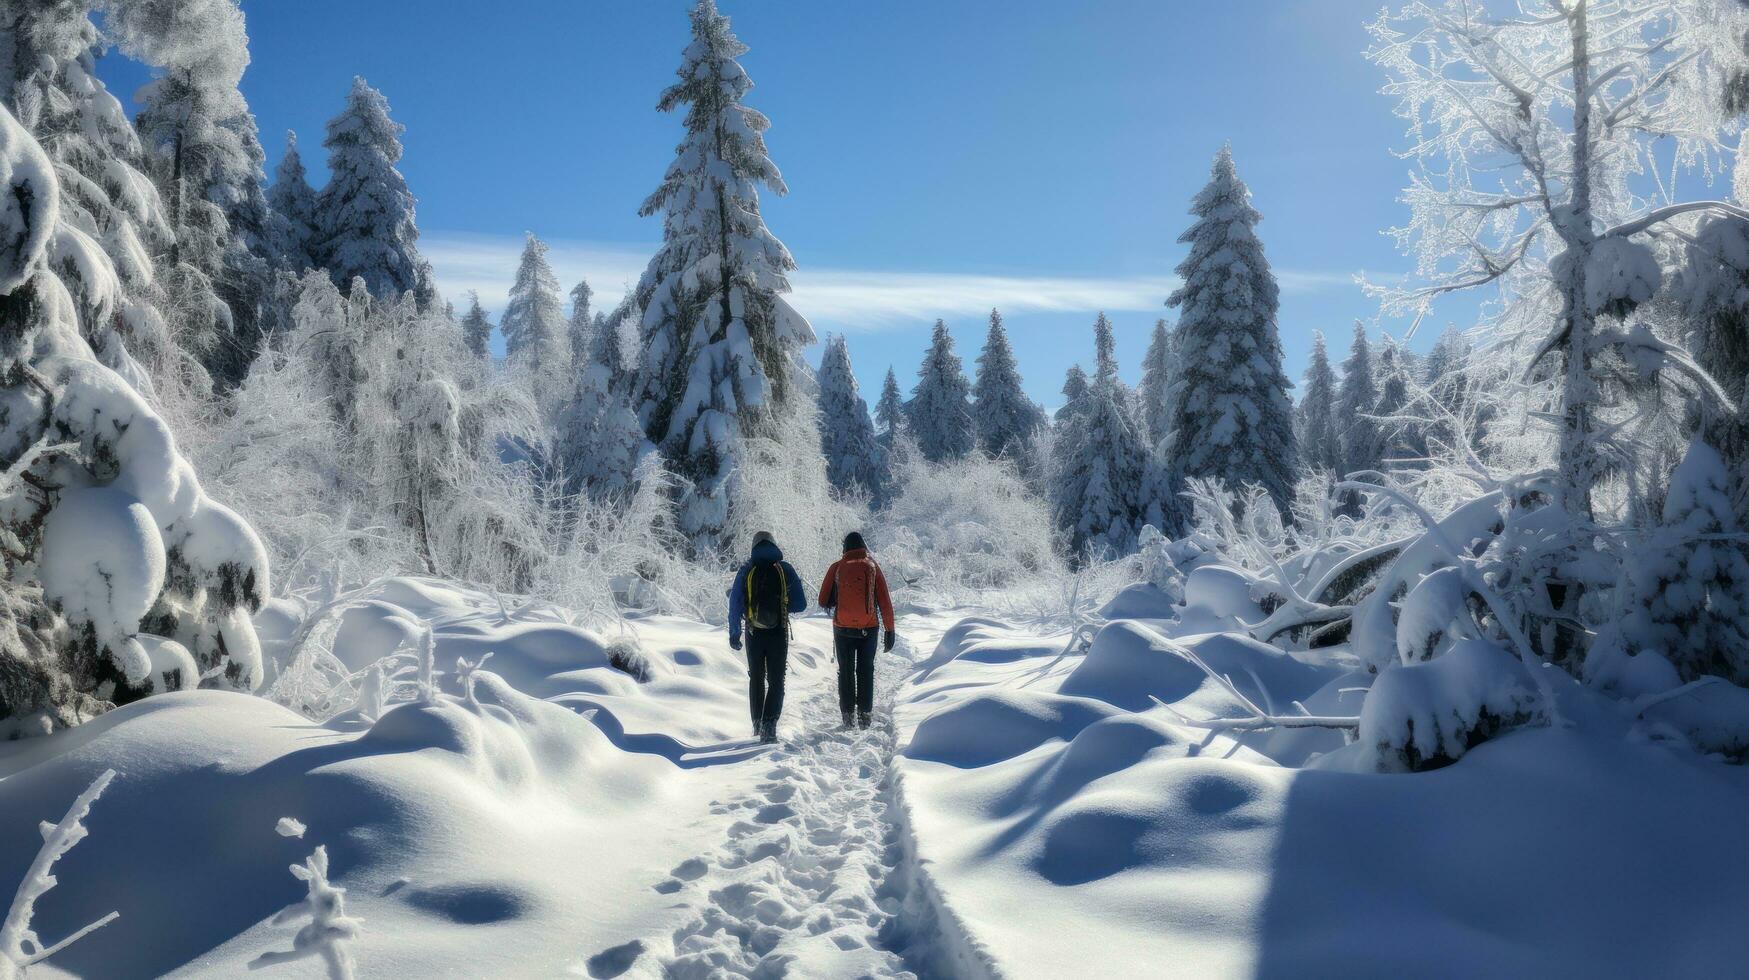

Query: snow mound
[1640,680,1749,760]
[903,689,1116,768]
[1059,622,1325,713]
[1096,582,1179,621]
[912,617,1061,679]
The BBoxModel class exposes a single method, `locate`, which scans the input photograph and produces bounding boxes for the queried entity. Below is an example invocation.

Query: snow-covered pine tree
[268,130,320,273]
[1683,206,1749,495]
[1163,144,1297,521]
[0,0,173,388]
[1373,336,1421,465]
[817,334,885,502]
[556,302,647,503]
[630,0,814,550]
[1298,330,1340,473]
[1138,318,1179,448]
[316,76,437,308]
[0,101,269,735]
[909,319,976,463]
[568,279,594,372]
[1335,321,1382,486]
[971,309,1045,461]
[874,367,907,449]
[1052,313,1148,557]
[116,0,280,388]
[460,291,493,361]
[501,233,569,407]
[1057,365,1090,423]
[1622,439,1749,684]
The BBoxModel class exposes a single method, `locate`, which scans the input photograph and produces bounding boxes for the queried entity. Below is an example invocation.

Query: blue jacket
[728,540,808,639]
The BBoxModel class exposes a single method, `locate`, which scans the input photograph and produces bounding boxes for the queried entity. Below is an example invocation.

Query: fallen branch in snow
[1129,622,1360,733]
[1,769,121,978]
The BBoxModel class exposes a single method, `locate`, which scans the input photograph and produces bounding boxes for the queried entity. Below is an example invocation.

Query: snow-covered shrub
[1,769,120,977]
[250,840,363,980]
[1134,525,1186,606]
[727,404,867,585]
[1613,440,1749,684]
[1360,639,1538,772]
[872,451,1058,597]
[604,636,654,684]
[0,101,268,733]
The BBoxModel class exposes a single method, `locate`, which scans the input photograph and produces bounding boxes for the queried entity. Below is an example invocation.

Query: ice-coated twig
[248,844,362,980]
[455,651,495,708]
[1,769,121,976]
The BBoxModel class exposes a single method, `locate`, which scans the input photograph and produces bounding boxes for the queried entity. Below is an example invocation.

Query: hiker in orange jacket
[818,531,896,729]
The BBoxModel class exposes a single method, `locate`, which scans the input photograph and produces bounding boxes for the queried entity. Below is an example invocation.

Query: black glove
[730,632,742,651]
[883,630,896,652]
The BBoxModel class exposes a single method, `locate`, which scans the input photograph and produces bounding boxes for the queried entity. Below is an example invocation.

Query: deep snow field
[4,573,1748,979]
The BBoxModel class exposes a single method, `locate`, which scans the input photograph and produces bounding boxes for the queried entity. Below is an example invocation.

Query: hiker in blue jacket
[728,530,808,743]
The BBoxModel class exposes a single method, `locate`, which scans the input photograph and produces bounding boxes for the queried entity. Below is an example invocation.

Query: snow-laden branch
[1,769,121,977]
[1336,479,1563,726]
[1127,621,1360,733]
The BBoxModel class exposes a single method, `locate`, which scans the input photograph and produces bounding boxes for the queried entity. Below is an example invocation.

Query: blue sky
[100,1,1473,408]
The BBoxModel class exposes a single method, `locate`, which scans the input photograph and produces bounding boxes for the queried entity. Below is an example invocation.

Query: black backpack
[745,562,789,632]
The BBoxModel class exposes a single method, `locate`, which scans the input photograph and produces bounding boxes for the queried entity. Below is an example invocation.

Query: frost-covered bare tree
[1367,0,1749,657]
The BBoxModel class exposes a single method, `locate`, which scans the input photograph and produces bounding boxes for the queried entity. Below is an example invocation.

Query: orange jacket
[819,548,894,631]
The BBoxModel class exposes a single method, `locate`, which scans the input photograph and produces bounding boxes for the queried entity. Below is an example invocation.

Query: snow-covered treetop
[501,233,564,365]
[318,76,433,305]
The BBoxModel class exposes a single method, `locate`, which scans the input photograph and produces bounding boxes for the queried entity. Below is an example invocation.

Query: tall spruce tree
[317,76,437,307]
[1163,145,1297,520]
[268,130,319,273]
[910,319,976,463]
[818,335,885,502]
[875,367,907,449]
[972,309,1044,461]
[1299,330,1340,473]
[501,233,569,406]
[631,0,813,549]
[1373,337,1421,464]
[1139,318,1179,447]
[1335,322,1382,472]
[460,291,492,361]
[1057,365,1090,423]
[568,279,595,371]
[1053,314,1148,557]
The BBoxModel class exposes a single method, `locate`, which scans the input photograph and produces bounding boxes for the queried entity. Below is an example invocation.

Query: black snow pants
[834,627,878,718]
[746,628,788,730]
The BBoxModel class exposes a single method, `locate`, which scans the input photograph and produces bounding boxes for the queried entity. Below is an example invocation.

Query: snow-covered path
[592,642,923,979]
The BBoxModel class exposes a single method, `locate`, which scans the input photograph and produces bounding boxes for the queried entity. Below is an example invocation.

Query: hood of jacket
[750,540,785,564]
[842,546,869,560]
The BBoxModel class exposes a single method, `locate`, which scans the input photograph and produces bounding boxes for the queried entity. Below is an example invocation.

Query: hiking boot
[857,711,872,730]
[841,711,855,729]
[760,720,778,744]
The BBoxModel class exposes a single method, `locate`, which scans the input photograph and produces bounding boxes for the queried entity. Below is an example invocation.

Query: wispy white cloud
[422,231,1364,329]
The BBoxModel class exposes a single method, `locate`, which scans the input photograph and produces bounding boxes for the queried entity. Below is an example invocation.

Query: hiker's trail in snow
[591,645,923,979]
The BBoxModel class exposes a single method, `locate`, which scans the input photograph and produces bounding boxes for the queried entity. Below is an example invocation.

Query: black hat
[843,531,866,552]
